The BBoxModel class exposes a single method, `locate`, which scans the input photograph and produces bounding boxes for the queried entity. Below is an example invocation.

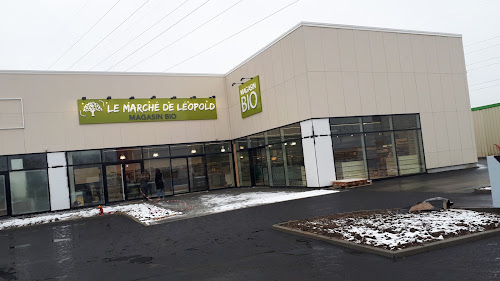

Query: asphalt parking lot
[0,160,497,281]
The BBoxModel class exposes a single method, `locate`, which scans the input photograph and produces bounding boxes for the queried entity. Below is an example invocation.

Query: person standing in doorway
[155,168,165,201]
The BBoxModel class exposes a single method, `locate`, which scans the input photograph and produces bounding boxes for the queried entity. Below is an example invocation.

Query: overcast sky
[0,0,499,107]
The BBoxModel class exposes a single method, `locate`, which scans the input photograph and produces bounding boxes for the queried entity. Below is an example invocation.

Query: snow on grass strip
[283,209,500,251]
[0,203,181,230]
[199,190,339,213]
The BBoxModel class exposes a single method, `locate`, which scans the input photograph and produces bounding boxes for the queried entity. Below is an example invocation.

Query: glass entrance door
[0,175,8,216]
[105,164,124,202]
[124,163,143,200]
[251,148,269,186]
[188,156,207,192]
[171,158,189,194]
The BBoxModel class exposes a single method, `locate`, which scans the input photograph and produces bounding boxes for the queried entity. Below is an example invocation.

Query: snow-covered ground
[288,209,500,251]
[0,189,339,230]
[0,203,181,230]
[197,190,339,213]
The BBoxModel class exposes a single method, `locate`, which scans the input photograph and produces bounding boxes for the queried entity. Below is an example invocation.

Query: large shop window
[8,154,49,215]
[205,142,234,189]
[236,123,306,187]
[68,150,104,208]
[331,114,425,180]
[0,157,7,216]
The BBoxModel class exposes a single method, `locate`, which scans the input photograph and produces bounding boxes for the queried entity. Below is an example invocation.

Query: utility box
[487,156,500,207]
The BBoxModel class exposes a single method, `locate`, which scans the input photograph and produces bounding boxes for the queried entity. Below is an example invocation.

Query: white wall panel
[49,167,70,211]
[325,72,346,116]
[321,28,341,72]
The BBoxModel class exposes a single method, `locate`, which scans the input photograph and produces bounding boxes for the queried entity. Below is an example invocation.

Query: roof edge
[472,102,500,111]
[224,21,462,76]
[0,70,225,77]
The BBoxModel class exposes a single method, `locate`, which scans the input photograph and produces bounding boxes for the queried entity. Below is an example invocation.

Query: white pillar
[488,156,500,207]
[47,152,70,211]
[300,119,336,187]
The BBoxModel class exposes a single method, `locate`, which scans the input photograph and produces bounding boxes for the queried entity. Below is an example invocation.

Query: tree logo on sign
[80,101,103,117]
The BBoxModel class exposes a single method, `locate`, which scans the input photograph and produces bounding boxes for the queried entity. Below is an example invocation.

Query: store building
[472,103,500,157]
[0,22,477,216]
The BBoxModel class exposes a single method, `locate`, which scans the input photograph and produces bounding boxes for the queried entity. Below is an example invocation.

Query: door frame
[0,172,11,216]
[103,160,144,203]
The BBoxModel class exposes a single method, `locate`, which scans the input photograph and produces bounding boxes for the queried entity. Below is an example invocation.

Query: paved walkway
[0,161,497,281]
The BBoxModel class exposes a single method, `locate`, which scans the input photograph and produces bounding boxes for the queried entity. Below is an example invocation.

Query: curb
[273,217,500,259]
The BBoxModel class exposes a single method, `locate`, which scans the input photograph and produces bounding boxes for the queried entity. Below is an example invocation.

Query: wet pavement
[0,161,498,281]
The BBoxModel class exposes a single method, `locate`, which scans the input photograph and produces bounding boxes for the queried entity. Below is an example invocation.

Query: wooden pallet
[331,178,372,189]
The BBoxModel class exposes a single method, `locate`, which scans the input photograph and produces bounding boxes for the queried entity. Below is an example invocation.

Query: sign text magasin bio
[78,98,217,124]
[239,76,262,118]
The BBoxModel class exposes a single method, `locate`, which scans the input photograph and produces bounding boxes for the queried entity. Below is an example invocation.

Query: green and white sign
[239,76,262,118]
[78,98,217,124]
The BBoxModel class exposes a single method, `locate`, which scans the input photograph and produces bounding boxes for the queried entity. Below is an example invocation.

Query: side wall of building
[473,105,500,157]
[0,73,229,155]
[301,26,477,170]
[226,24,477,170]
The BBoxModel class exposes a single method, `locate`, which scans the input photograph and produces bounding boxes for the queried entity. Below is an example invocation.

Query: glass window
[237,151,251,186]
[8,154,47,170]
[206,154,234,189]
[393,114,419,130]
[330,117,363,134]
[143,146,169,159]
[103,148,142,162]
[67,150,101,166]
[365,132,398,179]
[0,175,7,216]
[170,144,204,157]
[248,133,265,148]
[252,147,269,186]
[188,157,207,192]
[205,142,231,154]
[124,163,144,200]
[0,156,7,171]
[269,143,286,186]
[265,129,281,145]
[144,159,173,196]
[69,164,104,207]
[235,138,249,151]
[105,164,124,202]
[281,123,302,141]
[395,130,425,175]
[285,140,306,186]
[10,170,50,215]
[362,116,392,132]
[171,158,189,194]
[332,134,368,180]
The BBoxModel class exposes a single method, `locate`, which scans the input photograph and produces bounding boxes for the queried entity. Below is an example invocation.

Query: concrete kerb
[273,208,500,259]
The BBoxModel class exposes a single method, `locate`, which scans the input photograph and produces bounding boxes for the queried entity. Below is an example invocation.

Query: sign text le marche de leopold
[78,97,217,124]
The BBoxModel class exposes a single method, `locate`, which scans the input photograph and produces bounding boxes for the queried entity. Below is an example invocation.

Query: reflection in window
[8,154,47,170]
[188,157,207,192]
[67,150,101,166]
[143,146,169,159]
[281,123,302,141]
[393,114,419,130]
[330,117,363,134]
[269,144,286,186]
[252,147,269,186]
[285,140,306,186]
[206,154,234,189]
[237,151,251,186]
[0,175,7,216]
[0,156,7,171]
[10,170,50,215]
[248,133,265,148]
[365,132,398,179]
[332,134,367,179]
[170,144,204,157]
[362,116,392,132]
[266,129,281,145]
[205,142,231,154]
[395,130,425,175]
[144,159,173,196]
[69,165,104,207]
[103,148,142,162]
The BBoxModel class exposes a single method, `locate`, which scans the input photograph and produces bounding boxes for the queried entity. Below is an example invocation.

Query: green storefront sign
[78,98,217,124]
[239,76,262,118]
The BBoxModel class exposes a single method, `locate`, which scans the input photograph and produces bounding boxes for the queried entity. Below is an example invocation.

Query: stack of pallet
[331,178,372,189]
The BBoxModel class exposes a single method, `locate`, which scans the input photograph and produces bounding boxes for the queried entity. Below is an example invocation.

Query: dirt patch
[279,209,500,251]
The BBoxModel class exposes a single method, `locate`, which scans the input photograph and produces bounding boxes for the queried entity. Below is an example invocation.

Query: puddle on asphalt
[9,244,30,249]
[52,238,71,243]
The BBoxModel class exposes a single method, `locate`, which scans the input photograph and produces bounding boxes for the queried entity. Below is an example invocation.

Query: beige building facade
[0,22,477,216]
